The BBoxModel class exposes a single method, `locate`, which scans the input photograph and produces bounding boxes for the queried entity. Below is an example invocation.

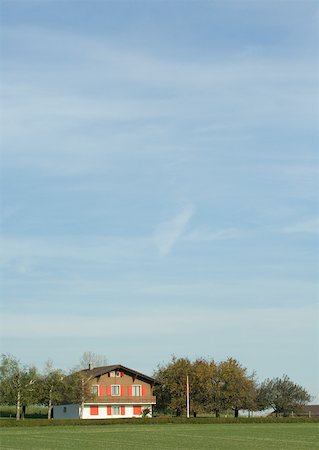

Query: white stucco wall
[82,404,107,419]
[53,404,80,419]
[82,404,152,419]
[53,403,152,419]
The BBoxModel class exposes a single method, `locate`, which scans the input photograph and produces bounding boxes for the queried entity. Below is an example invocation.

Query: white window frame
[111,385,120,396]
[91,385,99,396]
[112,405,120,415]
[132,385,142,396]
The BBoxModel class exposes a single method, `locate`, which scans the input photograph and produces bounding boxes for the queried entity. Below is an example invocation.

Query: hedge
[1,416,318,427]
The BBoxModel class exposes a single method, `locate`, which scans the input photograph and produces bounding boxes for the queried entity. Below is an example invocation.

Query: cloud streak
[183,227,241,242]
[153,205,195,256]
[1,305,316,339]
[283,218,319,234]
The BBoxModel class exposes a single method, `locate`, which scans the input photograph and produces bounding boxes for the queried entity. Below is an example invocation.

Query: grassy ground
[1,423,318,450]
[0,405,47,419]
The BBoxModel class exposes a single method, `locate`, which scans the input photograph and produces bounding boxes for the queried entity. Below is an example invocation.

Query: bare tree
[77,351,108,370]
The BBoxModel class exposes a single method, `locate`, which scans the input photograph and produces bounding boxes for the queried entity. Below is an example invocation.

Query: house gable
[80,364,159,386]
[79,364,158,405]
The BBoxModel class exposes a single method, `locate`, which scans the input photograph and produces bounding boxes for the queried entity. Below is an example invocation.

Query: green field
[1,423,318,450]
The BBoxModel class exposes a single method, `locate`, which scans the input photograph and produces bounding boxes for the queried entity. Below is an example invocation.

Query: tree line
[153,356,311,417]
[0,352,106,420]
[0,353,311,420]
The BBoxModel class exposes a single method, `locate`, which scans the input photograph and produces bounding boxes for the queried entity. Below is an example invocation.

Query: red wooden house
[53,364,159,419]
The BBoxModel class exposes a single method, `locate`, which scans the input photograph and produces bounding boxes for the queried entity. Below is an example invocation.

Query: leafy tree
[153,356,257,418]
[153,356,192,415]
[56,369,94,418]
[191,358,217,414]
[0,354,38,420]
[216,358,257,417]
[256,375,311,416]
[60,371,84,404]
[38,360,65,419]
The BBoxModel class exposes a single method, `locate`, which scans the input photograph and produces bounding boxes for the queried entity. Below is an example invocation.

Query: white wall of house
[83,404,153,419]
[53,404,80,419]
[53,403,152,419]
[82,404,107,419]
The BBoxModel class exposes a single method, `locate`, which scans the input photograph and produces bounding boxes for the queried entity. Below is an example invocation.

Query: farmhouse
[53,364,159,419]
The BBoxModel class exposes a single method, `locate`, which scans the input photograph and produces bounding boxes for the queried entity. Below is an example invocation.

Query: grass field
[1,423,318,450]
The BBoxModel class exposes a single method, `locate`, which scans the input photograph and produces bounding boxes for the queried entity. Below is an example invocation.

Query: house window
[90,405,99,416]
[111,385,120,396]
[91,385,99,396]
[110,370,122,377]
[132,385,141,396]
[112,406,120,415]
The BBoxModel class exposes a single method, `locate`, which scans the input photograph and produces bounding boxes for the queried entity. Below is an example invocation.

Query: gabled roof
[79,364,160,385]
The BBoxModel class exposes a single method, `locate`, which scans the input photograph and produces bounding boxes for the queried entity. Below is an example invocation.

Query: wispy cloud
[153,205,195,256]
[2,24,317,178]
[283,218,319,234]
[0,236,150,273]
[183,227,241,242]
[1,305,316,339]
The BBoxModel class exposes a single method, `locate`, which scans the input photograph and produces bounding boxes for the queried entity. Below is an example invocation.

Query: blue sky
[1,0,318,400]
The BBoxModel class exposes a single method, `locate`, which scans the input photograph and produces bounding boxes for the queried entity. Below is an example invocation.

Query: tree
[153,356,257,417]
[60,371,84,405]
[0,354,38,420]
[191,358,217,414]
[76,351,108,370]
[57,369,95,418]
[216,358,257,417]
[153,356,192,415]
[38,360,65,419]
[256,375,311,416]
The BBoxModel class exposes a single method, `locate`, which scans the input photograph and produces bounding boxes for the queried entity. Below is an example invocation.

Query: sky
[0,0,318,401]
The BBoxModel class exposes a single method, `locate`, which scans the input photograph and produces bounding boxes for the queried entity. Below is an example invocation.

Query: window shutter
[128,386,132,396]
[133,406,142,415]
[98,386,104,396]
[107,406,112,416]
[107,386,112,396]
[120,371,124,377]
[121,406,125,416]
[120,385,125,396]
[90,406,99,416]
[141,386,146,397]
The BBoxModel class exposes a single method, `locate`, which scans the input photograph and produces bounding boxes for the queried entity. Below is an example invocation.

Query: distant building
[299,405,319,417]
[53,364,159,420]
